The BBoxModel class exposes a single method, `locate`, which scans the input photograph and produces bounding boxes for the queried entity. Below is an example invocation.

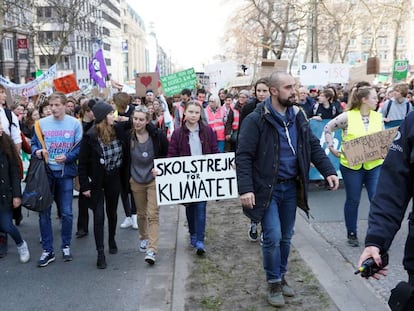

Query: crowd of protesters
[0,74,414,308]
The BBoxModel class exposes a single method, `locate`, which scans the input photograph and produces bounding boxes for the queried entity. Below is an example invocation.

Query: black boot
[108,239,118,254]
[97,251,107,269]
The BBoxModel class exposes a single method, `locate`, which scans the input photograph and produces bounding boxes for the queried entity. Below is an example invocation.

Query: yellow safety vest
[340,109,384,170]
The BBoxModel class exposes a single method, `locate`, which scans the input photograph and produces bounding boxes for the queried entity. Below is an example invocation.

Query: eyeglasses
[134,105,148,113]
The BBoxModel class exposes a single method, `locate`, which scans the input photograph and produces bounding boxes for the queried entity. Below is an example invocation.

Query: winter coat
[167,122,220,157]
[77,123,127,207]
[0,149,21,211]
[365,111,414,261]
[125,122,169,180]
[236,100,337,223]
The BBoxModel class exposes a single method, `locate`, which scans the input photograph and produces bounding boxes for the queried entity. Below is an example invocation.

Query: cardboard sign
[154,153,238,206]
[53,73,79,94]
[91,87,110,100]
[135,72,159,97]
[34,94,47,108]
[160,68,197,96]
[342,127,398,167]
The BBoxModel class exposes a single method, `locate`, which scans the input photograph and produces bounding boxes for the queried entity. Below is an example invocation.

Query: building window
[39,55,47,67]
[45,7,52,17]
[103,43,111,51]
[3,37,14,60]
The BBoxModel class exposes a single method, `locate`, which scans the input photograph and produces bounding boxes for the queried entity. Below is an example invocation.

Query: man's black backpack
[21,157,53,212]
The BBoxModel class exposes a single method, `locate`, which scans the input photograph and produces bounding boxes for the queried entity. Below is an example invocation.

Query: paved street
[0,184,408,310]
[0,198,180,311]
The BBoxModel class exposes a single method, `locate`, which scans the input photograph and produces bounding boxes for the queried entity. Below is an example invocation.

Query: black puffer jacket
[0,149,21,211]
[236,99,337,223]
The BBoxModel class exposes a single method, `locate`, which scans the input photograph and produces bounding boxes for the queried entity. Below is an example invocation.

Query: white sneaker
[131,215,138,230]
[120,217,132,228]
[17,240,30,263]
[145,250,156,265]
[139,240,148,252]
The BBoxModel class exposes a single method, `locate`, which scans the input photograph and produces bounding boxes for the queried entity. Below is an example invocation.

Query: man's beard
[279,96,296,107]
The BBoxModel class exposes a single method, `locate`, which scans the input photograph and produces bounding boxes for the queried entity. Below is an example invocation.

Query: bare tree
[33,0,104,65]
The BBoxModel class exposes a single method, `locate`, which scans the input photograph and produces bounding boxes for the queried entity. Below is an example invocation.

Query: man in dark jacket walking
[236,71,339,307]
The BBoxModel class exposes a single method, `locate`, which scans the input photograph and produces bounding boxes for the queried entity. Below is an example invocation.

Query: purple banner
[89,49,108,88]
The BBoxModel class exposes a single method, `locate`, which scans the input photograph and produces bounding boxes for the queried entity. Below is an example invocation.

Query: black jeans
[77,194,90,233]
[93,170,121,252]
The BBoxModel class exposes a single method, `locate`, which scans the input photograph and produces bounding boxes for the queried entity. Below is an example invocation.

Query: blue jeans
[340,164,381,235]
[217,141,225,153]
[39,171,74,252]
[185,201,207,243]
[0,208,23,245]
[261,182,297,282]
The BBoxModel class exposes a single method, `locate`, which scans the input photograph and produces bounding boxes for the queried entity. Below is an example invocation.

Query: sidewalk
[293,214,390,311]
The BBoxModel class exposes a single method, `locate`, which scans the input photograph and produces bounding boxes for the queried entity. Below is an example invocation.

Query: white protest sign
[300,63,349,86]
[154,153,238,206]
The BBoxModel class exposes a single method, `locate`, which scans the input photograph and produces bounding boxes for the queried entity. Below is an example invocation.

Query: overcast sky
[126,0,233,71]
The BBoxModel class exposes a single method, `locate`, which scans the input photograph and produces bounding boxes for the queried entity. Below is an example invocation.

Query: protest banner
[342,127,398,167]
[154,153,238,206]
[309,119,342,180]
[160,68,197,96]
[53,73,79,94]
[135,72,159,97]
[300,63,349,86]
[0,64,56,97]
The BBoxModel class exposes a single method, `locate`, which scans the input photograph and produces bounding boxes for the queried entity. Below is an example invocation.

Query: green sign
[160,68,197,96]
[392,60,409,81]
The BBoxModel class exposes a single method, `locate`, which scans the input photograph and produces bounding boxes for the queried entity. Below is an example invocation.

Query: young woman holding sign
[168,100,220,255]
[324,82,384,247]
[129,105,168,265]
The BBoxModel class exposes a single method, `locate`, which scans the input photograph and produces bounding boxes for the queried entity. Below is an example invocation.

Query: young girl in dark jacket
[78,102,125,269]
[0,123,30,263]
[167,101,220,255]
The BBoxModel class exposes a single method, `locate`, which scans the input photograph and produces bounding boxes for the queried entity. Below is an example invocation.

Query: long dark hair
[0,133,19,162]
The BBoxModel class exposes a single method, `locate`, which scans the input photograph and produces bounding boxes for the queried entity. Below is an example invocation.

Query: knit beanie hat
[92,101,113,124]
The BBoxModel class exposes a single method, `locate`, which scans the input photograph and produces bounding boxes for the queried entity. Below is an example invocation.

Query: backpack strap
[4,108,16,133]
[34,121,48,163]
[385,100,393,118]
[406,101,411,115]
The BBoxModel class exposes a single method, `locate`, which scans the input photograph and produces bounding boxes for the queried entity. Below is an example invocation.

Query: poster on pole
[342,127,398,167]
[300,63,349,86]
[160,68,197,96]
[154,153,238,206]
[392,60,409,82]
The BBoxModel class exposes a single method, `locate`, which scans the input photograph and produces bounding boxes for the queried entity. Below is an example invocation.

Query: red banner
[53,73,79,94]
